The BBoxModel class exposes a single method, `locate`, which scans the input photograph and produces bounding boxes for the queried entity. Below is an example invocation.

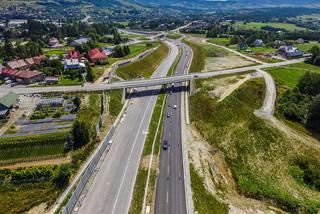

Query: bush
[53,110,62,118]
[52,164,72,188]
[72,120,90,149]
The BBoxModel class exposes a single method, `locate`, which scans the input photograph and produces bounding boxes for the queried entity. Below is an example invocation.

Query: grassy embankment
[183,40,205,73]
[91,42,158,81]
[189,78,320,213]
[167,33,182,40]
[116,42,169,80]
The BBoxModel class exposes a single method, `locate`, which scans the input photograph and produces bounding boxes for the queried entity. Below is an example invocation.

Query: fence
[62,92,124,214]
[62,125,115,214]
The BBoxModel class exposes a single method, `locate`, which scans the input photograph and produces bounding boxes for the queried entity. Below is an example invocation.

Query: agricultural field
[116,42,169,80]
[265,62,320,89]
[188,78,320,213]
[234,21,307,31]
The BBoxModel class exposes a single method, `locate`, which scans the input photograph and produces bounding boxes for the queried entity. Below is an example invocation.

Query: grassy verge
[108,90,124,120]
[207,37,230,46]
[116,42,169,80]
[57,76,85,86]
[129,93,166,213]
[0,182,61,214]
[190,164,228,214]
[189,78,320,213]
[183,39,205,73]
[167,33,182,40]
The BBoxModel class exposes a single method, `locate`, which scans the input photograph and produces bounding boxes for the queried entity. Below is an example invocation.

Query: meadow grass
[189,78,320,213]
[116,42,169,80]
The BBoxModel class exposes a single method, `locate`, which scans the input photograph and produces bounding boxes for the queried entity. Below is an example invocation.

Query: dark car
[163,140,169,150]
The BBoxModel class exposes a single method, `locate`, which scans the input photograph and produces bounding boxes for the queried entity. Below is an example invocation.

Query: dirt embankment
[187,124,279,214]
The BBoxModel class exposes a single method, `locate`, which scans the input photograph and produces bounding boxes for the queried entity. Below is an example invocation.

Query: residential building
[103,47,114,56]
[66,50,81,60]
[64,59,86,69]
[49,37,60,47]
[0,92,18,119]
[88,48,108,64]
[296,38,305,44]
[70,38,90,46]
[15,70,45,84]
[253,39,264,47]
[7,59,28,70]
[278,45,304,58]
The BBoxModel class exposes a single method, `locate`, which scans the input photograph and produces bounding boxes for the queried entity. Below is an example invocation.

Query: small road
[255,68,276,117]
[1,58,305,95]
[203,39,266,65]
[76,40,179,214]
[154,40,192,214]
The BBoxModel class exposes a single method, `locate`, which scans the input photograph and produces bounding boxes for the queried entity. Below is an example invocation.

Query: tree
[86,63,95,82]
[72,96,81,112]
[307,94,320,133]
[52,164,72,188]
[72,121,90,149]
[297,72,320,96]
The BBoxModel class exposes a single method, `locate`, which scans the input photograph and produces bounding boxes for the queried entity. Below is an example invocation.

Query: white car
[173,105,177,109]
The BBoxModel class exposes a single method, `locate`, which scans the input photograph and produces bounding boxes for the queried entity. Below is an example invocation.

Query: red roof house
[88,48,108,64]
[14,70,45,84]
[33,55,46,64]
[25,58,35,66]
[66,50,81,59]
[7,59,28,70]
[1,68,18,76]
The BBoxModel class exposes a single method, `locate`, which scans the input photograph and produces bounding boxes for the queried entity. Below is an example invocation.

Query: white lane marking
[111,95,155,214]
[166,191,169,204]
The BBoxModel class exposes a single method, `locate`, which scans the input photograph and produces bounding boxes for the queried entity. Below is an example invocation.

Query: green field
[296,41,320,52]
[108,90,124,119]
[266,63,320,88]
[207,37,230,46]
[167,33,182,40]
[183,39,205,73]
[116,42,169,79]
[189,78,320,213]
[235,22,306,31]
[57,76,85,86]
[43,47,72,57]
[0,182,60,214]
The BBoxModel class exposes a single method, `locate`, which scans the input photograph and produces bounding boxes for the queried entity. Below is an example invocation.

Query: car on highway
[163,140,169,150]
[167,112,171,117]
[193,74,199,78]
[173,105,177,109]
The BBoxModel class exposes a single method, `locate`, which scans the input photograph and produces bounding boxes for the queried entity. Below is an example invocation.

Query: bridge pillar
[122,88,128,104]
[188,80,192,95]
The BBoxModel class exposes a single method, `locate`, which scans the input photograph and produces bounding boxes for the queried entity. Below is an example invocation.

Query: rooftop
[0,92,18,109]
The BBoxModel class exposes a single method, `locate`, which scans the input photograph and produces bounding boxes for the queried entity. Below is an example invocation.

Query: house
[253,39,264,47]
[7,59,28,70]
[103,47,114,56]
[0,92,18,119]
[14,70,45,84]
[49,37,60,48]
[296,38,305,44]
[66,50,81,60]
[33,55,46,64]
[278,45,304,58]
[88,48,108,64]
[64,59,86,69]
[25,57,35,66]
[70,38,90,46]
[45,76,59,85]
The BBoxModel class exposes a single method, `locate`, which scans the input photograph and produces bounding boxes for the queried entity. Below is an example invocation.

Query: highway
[0,58,305,95]
[76,40,179,214]
[154,40,192,214]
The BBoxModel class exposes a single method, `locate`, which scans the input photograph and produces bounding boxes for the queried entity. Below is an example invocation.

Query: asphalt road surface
[76,40,179,214]
[154,40,192,214]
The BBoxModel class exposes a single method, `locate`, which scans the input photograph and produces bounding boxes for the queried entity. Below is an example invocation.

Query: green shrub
[52,164,72,188]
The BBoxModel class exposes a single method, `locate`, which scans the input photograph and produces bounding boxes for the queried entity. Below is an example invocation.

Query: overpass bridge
[0,57,305,96]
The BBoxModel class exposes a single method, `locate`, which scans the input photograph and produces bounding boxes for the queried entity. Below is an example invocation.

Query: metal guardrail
[62,125,115,214]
